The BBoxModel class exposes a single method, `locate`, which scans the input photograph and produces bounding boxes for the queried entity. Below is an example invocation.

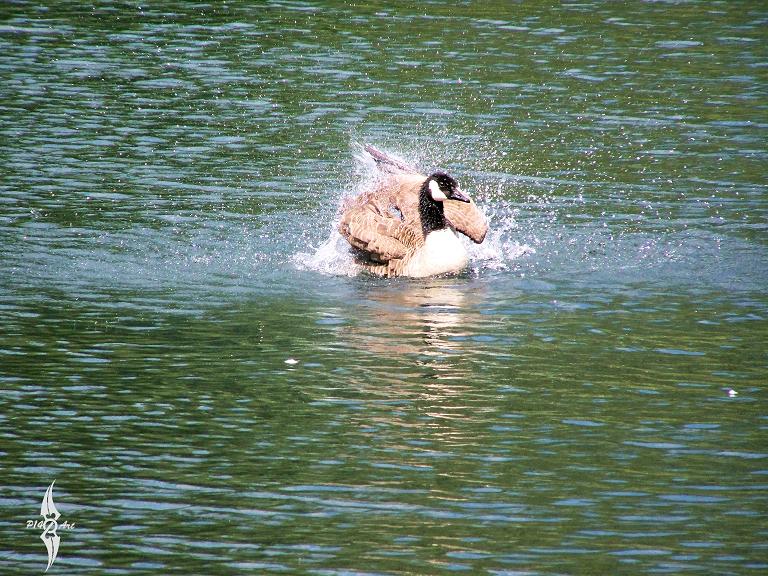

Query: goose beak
[449,188,471,203]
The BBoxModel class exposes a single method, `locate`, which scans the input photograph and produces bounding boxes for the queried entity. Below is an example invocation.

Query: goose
[338,145,488,278]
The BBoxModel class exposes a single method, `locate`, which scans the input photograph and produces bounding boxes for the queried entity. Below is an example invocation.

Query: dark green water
[1,1,767,574]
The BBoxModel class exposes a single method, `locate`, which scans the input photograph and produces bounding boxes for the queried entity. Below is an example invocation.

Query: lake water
[1,1,767,574]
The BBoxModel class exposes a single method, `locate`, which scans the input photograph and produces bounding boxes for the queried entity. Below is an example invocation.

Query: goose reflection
[347,279,485,384]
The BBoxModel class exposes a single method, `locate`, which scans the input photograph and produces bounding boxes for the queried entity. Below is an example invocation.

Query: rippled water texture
[1,1,767,574]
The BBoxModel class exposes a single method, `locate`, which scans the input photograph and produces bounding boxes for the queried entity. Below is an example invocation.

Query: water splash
[293,229,361,277]
[468,206,536,274]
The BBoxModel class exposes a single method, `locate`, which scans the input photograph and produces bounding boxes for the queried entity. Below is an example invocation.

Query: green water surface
[1,1,767,574]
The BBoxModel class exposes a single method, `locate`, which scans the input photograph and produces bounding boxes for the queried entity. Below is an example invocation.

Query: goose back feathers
[338,145,489,278]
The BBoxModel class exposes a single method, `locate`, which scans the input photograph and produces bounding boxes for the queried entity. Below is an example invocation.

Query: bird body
[338,145,488,278]
[400,228,469,278]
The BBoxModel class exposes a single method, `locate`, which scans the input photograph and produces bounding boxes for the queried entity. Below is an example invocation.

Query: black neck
[419,182,448,235]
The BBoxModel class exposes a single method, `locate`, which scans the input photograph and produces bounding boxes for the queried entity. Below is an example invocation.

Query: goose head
[419,172,472,235]
[426,172,471,204]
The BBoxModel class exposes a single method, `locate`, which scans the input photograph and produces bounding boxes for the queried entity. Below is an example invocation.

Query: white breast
[403,228,469,278]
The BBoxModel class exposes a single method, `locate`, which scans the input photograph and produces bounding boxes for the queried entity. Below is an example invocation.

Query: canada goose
[339,145,488,278]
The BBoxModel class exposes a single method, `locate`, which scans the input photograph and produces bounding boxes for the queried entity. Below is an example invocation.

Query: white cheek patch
[429,180,447,201]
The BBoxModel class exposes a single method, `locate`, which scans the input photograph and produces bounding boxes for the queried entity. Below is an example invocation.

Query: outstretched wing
[364,144,420,174]
[445,198,488,243]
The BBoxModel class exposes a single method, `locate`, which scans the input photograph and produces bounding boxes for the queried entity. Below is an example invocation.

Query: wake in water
[293,144,534,278]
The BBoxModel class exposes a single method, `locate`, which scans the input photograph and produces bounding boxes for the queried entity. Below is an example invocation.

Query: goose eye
[429,180,447,201]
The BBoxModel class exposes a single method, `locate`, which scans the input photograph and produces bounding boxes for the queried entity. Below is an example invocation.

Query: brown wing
[444,198,488,243]
[373,173,424,226]
[364,144,420,175]
[339,204,423,263]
